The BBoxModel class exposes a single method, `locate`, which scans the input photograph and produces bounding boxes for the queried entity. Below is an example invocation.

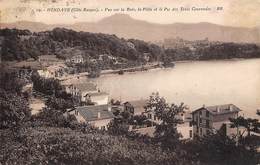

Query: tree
[110,99,121,105]
[0,89,31,129]
[183,131,259,165]
[230,116,259,138]
[128,114,148,126]
[0,69,26,94]
[229,115,260,151]
[107,109,131,136]
[107,117,129,135]
[45,96,75,113]
[145,92,186,149]
[32,74,62,96]
[257,109,260,116]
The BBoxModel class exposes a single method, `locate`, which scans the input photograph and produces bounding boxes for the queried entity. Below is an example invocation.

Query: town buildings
[191,104,241,138]
[37,64,68,78]
[123,99,193,139]
[123,101,243,140]
[63,82,97,100]
[38,55,64,66]
[66,55,84,64]
[63,82,109,105]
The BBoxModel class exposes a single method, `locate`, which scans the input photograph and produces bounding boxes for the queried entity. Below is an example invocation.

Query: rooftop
[124,99,148,114]
[85,92,109,97]
[38,55,64,64]
[124,99,148,108]
[73,82,97,92]
[38,55,59,60]
[71,54,83,59]
[76,105,114,121]
[192,104,241,115]
[13,60,42,70]
[46,63,67,71]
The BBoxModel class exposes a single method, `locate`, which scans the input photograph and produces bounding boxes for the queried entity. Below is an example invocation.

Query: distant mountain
[0,21,50,32]
[1,14,259,43]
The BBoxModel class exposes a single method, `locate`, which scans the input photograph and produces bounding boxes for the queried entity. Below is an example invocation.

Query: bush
[0,89,31,129]
[0,127,192,165]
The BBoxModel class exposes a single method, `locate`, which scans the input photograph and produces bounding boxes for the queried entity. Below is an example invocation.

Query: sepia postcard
[0,0,259,164]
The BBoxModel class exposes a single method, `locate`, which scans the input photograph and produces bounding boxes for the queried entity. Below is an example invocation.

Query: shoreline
[4,57,259,81]
[100,63,162,75]
[98,57,260,77]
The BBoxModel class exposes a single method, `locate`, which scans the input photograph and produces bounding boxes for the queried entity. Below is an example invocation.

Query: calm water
[92,59,260,117]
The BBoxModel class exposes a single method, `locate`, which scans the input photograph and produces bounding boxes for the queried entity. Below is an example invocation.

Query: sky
[0,0,259,28]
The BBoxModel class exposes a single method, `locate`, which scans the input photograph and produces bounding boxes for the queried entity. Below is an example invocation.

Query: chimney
[97,112,101,119]
[182,113,185,121]
[229,104,233,111]
[202,104,206,108]
[217,106,220,113]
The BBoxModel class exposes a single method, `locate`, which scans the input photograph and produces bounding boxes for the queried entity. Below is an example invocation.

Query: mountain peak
[99,14,134,24]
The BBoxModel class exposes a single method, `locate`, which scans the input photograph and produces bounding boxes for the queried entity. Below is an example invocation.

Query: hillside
[0,28,260,64]
[0,127,183,165]
[0,28,162,62]
[1,14,259,43]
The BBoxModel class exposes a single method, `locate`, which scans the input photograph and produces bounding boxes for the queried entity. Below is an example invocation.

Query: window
[199,111,202,116]
[148,114,152,119]
[200,128,202,136]
[189,121,193,127]
[206,120,209,128]
[206,111,209,117]
[154,115,156,121]
[199,118,202,124]
[189,130,193,138]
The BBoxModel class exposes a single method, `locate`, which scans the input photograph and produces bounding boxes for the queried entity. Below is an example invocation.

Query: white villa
[191,104,241,138]
[63,82,109,105]
[66,55,84,64]
[37,64,67,78]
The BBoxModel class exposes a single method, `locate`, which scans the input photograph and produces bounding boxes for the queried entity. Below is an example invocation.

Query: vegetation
[164,43,260,61]
[182,131,259,165]
[1,28,260,64]
[0,69,31,129]
[0,89,31,129]
[0,68,27,93]
[0,28,162,62]
[0,127,193,165]
[145,93,186,149]
[230,116,260,137]
[0,68,260,164]
[229,112,260,151]
[31,73,62,96]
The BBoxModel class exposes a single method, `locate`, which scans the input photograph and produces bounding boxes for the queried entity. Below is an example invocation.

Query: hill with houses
[1,28,260,64]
